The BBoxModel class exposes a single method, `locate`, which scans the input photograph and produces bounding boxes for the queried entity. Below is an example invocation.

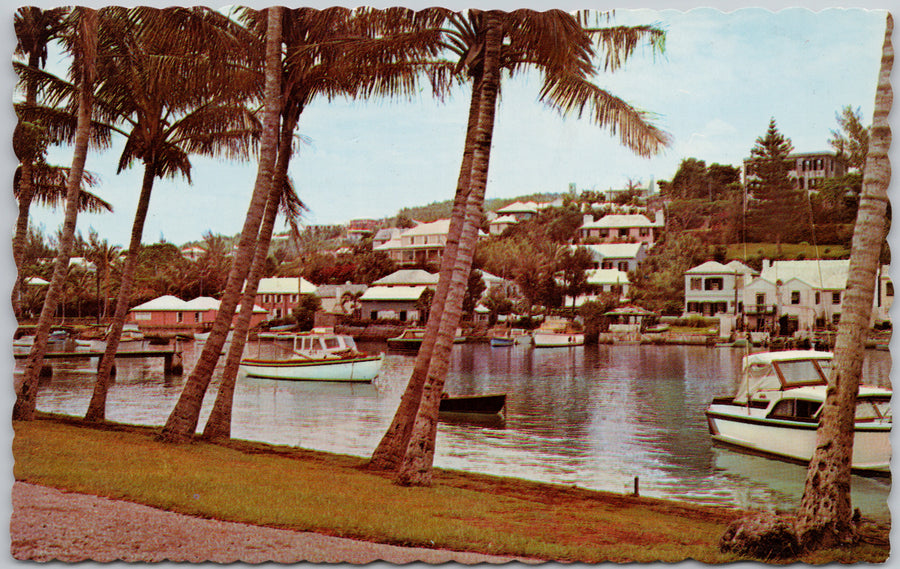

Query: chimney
[583,214,594,226]
[762,259,771,272]
[654,209,664,226]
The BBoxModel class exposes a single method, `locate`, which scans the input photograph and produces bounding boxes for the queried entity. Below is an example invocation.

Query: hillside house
[683,260,758,317]
[346,218,378,243]
[254,277,317,320]
[488,214,518,235]
[372,227,403,248]
[567,268,630,306]
[315,283,369,315]
[579,211,664,247]
[373,218,451,266]
[743,151,848,192]
[359,286,427,322]
[373,269,440,288]
[578,242,648,272]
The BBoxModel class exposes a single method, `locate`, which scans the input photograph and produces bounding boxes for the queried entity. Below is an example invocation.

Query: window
[195,312,203,323]
[618,261,629,272]
[134,312,151,321]
[705,278,723,291]
[176,312,184,323]
[370,311,378,320]
[791,291,801,305]
[887,282,894,297]
[639,227,649,236]
[618,228,629,238]
[756,293,766,305]
[690,278,702,290]
[602,260,613,269]
[399,310,407,322]
[768,399,821,422]
[687,302,699,313]
[832,292,841,305]
[815,292,821,304]
[598,229,609,238]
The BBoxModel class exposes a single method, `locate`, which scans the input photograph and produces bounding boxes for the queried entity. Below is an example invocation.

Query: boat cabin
[292,331,358,358]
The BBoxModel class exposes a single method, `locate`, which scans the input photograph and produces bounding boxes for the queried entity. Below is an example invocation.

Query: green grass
[726,242,851,261]
[13,415,889,563]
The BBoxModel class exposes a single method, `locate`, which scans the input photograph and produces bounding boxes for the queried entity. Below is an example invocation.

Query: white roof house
[373,219,452,266]
[756,259,850,290]
[130,295,187,312]
[255,277,317,295]
[360,285,428,302]
[579,212,663,247]
[489,214,519,235]
[578,242,648,271]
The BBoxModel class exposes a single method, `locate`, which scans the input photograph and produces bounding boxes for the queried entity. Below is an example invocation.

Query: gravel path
[11,482,525,563]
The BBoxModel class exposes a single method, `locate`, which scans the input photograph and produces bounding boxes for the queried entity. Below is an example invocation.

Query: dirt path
[11,482,526,563]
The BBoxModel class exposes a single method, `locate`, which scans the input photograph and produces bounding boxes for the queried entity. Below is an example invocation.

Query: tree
[829,105,869,171]
[85,229,120,322]
[85,7,259,422]
[160,6,285,442]
[795,14,892,550]
[14,7,98,420]
[557,246,594,309]
[374,10,670,486]
[744,118,804,252]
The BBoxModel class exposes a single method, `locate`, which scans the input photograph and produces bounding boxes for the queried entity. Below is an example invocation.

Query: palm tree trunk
[367,73,484,472]
[794,13,892,550]
[160,7,283,443]
[396,12,503,486]
[13,8,97,421]
[85,164,156,421]
[202,105,299,440]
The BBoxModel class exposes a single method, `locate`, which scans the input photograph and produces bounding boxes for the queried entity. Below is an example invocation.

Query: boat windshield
[323,337,341,350]
[856,396,892,422]
[773,359,828,388]
[344,336,358,350]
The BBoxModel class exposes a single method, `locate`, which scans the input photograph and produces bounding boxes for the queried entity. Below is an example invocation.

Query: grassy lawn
[13,415,889,563]
[726,243,851,261]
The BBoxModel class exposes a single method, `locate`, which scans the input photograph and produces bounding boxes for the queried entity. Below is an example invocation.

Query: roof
[24,277,50,286]
[373,236,402,251]
[579,243,645,259]
[497,201,539,214]
[130,295,187,311]
[490,215,519,225]
[604,304,656,317]
[686,260,760,275]
[400,218,451,237]
[373,269,439,286]
[360,285,427,302]
[255,277,317,295]
[183,296,220,310]
[758,260,850,290]
[581,214,654,229]
[725,260,759,275]
[586,268,630,285]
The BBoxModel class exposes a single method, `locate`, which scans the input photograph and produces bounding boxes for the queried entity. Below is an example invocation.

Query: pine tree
[745,118,804,252]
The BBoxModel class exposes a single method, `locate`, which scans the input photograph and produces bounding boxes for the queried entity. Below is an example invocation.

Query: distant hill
[397,193,565,223]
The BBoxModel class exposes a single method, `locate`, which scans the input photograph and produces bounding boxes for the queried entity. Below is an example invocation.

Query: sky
[10,4,893,248]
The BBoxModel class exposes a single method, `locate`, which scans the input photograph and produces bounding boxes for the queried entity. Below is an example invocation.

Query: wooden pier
[14,350,183,376]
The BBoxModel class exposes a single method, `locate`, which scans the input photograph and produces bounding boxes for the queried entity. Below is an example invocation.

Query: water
[22,340,892,523]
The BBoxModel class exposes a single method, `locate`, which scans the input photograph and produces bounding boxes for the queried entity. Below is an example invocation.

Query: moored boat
[386,328,426,351]
[240,329,382,382]
[705,350,891,475]
[439,393,506,415]
[532,331,584,348]
[490,336,514,347]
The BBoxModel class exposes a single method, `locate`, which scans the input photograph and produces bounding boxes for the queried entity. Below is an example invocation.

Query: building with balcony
[743,151,848,192]
[683,261,758,317]
[578,211,664,247]
[373,218,451,266]
[578,242,648,272]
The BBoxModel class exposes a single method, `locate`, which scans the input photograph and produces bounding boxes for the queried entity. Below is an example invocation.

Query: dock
[14,350,183,376]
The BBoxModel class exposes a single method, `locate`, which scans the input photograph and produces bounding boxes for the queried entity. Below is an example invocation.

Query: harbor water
[22,340,892,523]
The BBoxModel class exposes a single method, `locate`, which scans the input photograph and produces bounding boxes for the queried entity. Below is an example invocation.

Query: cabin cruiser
[705,350,891,475]
[240,328,382,382]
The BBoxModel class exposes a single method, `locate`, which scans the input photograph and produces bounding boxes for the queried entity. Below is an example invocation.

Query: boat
[532,330,584,348]
[490,335,515,347]
[240,329,382,382]
[705,350,891,475]
[386,328,426,351]
[453,329,468,344]
[112,324,144,342]
[509,328,532,345]
[439,393,506,415]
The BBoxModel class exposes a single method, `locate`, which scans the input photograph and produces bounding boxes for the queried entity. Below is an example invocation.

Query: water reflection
[23,340,891,522]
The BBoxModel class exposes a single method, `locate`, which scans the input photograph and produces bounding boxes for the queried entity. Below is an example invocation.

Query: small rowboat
[439,393,506,415]
[490,336,514,347]
[386,328,426,351]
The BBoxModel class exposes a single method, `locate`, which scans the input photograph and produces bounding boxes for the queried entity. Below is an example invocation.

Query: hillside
[396,193,565,223]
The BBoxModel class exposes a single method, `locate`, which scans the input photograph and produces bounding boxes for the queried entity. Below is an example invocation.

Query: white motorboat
[532,332,584,347]
[240,329,382,382]
[705,350,891,475]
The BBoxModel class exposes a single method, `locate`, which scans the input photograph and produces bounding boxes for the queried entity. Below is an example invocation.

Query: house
[742,260,891,335]
[683,260,758,318]
[578,211,664,246]
[578,242,648,272]
[128,295,267,333]
[254,277,317,320]
[479,270,519,299]
[566,268,631,306]
[495,201,540,221]
[743,151,848,192]
[373,218,451,266]
[372,269,440,288]
[359,285,427,322]
[346,219,379,243]
[488,214,518,235]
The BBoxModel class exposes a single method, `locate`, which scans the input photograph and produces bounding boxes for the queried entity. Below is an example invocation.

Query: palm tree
[160,6,285,442]
[161,7,448,441]
[14,7,99,421]
[794,13,892,550]
[86,229,120,321]
[370,10,669,483]
[84,7,260,422]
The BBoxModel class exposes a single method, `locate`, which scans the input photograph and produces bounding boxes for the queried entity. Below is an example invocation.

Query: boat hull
[490,337,514,347]
[439,394,506,415]
[532,332,584,348]
[239,355,382,382]
[386,338,423,351]
[706,403,890,474]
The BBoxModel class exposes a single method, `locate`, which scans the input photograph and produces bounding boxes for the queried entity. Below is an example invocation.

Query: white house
[373,269,440,288]
[359,285,427,322]
[373,218,451,266]
[578,242,648,272]
[488,214,519,235]
[742,260,892,335]
[579,211,664,247]
[565,268,631,306]
[683,260,758,317]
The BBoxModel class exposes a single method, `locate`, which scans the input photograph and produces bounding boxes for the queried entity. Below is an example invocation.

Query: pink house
[579,211,664,247]
[128,295,268,333]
